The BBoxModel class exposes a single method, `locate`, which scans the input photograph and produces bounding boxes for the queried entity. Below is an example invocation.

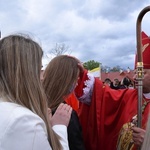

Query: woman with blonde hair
[43,55,85,150]
[0,34,72,150]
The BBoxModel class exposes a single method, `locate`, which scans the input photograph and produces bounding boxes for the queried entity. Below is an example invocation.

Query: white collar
[143,93,150,99]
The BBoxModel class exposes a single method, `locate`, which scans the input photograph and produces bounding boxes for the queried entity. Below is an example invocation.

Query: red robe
[65,93,79,112]
[75,70,150,150]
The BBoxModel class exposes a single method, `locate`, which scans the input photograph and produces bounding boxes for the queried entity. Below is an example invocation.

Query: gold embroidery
[117,98,150,150]
[117,120,135,150]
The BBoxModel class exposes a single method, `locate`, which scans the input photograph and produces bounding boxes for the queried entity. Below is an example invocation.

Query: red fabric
[135,31,150,69]
[65,93,79,112]
[75,70,89,98]
[76,70,150,150]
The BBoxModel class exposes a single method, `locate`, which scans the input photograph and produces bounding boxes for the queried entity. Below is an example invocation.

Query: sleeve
[52,125,69,150]
[67,110,86,150]
[1,110,52,150]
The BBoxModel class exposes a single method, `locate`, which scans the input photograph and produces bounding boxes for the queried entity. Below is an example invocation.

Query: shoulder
[0,102,49,150]
[0,102,45,125]
[68,110,81,129]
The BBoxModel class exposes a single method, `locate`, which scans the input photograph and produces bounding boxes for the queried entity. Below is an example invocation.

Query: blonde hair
[43,55,79,110]
[0,34,62,150]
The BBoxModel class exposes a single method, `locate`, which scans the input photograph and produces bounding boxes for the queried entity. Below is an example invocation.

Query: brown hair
[43,55,79,110]
[0,34,62,150]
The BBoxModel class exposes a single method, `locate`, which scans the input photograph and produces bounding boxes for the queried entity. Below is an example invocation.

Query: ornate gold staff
[136,6,150,129]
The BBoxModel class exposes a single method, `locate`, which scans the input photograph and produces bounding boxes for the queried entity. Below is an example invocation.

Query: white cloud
[0,0,150,69]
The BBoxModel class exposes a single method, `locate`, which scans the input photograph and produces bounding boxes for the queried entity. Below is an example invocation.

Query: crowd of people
[104,77,134,89]
[0,30,150,150]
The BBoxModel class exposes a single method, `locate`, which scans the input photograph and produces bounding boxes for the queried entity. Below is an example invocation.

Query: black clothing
[52,106,85,150]
[67,110,85,150]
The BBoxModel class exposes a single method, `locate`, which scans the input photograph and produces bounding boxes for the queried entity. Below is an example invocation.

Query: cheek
[143,74,150,84]
[40,71,44,81]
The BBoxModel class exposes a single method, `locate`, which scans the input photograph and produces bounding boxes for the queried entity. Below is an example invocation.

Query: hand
[66,55,84,75]
[132,127,146,146]
[50,103,72,127]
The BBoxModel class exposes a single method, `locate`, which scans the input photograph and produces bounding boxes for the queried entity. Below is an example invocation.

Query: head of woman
[0,34,43,104]
[0,34,61,149]
[43,55,80,111]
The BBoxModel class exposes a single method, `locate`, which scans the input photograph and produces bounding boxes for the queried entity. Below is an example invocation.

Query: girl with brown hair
[43,55,85,150]
[0,34,72,150]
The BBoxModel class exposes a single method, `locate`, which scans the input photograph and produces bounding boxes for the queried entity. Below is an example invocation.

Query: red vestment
[75,70,150,150]
[65,93,79,112]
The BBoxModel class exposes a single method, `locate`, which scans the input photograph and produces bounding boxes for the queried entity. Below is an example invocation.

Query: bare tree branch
[50,43,72,56]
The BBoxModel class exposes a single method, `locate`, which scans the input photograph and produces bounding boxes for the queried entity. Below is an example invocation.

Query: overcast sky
[1,0,150,69]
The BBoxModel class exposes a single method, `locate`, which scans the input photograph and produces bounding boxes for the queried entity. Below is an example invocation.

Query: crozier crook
[136,6,150,129]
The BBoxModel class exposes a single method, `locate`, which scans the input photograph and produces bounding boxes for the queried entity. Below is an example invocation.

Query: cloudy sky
[1,0,150,69]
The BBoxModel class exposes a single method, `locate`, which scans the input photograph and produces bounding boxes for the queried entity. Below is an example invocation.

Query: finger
[61,103,70,111]
[132,127,143,132]
[134,140,142,146]
[68,107,72,114]
[132,132,139,137]
[57,103,64,110]
[64,105,71,112]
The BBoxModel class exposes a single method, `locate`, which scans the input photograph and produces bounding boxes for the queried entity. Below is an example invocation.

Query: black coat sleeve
[67,110,86,150]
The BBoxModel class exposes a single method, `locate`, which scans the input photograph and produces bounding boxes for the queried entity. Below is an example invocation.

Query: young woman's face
[40,70,44,82]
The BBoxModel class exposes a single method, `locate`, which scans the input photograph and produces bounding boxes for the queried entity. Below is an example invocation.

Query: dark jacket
[52,106,85,150]
[67,110,85,150]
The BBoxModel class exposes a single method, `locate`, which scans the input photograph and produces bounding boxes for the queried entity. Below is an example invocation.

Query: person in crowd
[141,116,150,150]
[111,78,121,89]
[104,78,112,87]
[119,77,133,89]
[74,31,150,150]
[128,83,134,89]
[0,34,72,150]
[43,55,85,150]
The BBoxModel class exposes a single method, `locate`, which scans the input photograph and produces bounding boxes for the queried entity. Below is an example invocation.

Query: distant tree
[50,43,71,56]
[83,60,100,70]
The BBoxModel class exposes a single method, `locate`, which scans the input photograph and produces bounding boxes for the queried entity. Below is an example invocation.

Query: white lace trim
[143,93,150,99]
[78,72,95,105]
